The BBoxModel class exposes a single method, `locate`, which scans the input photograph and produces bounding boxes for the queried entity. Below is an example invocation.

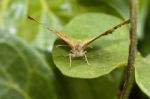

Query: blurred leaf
[51,0,124,24]
[76,0,124,17]
[0,33,58,99]
[138,3,150,56]
[135,55,150,98]
[138,0,150,38]
[54,67,124,99]
[0,0,62,51]
[98,0,129,17]
[52,13,129,78]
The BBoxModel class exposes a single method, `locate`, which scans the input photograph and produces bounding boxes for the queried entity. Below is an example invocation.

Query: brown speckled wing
[82,19,130,49]
[28,16,75,47]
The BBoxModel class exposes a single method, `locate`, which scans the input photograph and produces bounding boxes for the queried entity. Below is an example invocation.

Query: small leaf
[0,33,58,99]
[135,55,150,98]
[52,13,129,78]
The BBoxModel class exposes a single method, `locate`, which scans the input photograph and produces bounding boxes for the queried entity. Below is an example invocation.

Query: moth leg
[69,54,72,67]
[55,45,69,47]
[84,54,90,65]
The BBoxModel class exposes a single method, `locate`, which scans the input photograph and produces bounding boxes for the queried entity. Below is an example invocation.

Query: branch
[119,0,138,99]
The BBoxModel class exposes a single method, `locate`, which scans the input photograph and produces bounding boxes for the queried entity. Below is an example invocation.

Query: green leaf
[52,13,129,78]
[135,55,150,98]
[0,33,58,99]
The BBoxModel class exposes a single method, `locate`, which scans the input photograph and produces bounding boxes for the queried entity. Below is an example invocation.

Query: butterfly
[28,16,130,67]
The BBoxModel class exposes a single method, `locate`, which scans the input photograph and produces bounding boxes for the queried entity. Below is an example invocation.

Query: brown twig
[119,0,138,99]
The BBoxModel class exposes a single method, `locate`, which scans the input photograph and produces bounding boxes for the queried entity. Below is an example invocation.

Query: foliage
[0,33,58,99]
[0,0,150,99]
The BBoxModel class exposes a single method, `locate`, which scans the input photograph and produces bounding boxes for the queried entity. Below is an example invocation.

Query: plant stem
[119,0,138,99]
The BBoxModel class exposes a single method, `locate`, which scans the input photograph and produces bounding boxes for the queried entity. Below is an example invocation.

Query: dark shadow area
[129,84,149,99]
[138,2,150,57]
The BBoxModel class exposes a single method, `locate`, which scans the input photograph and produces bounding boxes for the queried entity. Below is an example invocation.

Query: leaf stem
[119,0,138,99]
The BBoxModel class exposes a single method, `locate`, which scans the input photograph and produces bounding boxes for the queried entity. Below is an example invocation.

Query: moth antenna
[85,19,130,46]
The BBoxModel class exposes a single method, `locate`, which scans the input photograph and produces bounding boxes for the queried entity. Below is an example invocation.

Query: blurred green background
[0,0,150,99]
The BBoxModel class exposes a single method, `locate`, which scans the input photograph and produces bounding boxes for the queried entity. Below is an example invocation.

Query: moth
[28,16,130,67]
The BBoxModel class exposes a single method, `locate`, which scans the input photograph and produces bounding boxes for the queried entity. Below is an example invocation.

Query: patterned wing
[28,16,75,47]
[82,19,130,49]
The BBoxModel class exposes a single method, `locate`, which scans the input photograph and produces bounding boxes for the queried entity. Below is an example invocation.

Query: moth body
[68,40,90,66]
[70,40,87,57]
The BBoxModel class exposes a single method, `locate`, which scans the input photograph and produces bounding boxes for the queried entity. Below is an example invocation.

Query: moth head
[70,41,86,57]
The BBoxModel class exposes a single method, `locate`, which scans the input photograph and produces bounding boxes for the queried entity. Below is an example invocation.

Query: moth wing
[82,19,130,48]
[28,16,75,47]
[52,31,76,47]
